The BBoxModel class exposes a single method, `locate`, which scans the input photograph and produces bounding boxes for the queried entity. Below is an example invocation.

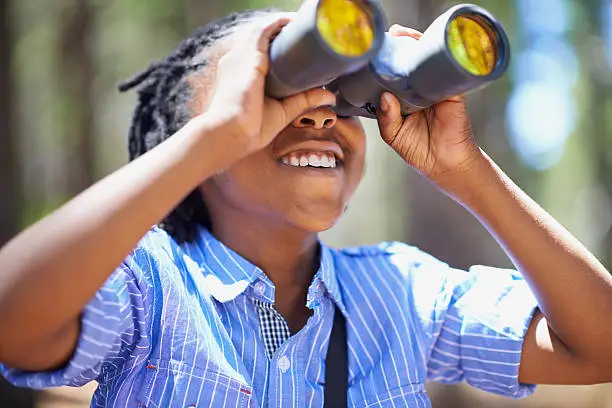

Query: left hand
[204,14,335,156]
[376,24,481,185]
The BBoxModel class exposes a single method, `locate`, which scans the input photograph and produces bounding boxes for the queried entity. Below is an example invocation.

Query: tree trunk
[0,0,36,405]
[58,0,96,193]
[0,0,18,244]
[584,0,612,269]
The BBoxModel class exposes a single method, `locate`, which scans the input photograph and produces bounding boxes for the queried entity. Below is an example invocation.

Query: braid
[119,9,275,243]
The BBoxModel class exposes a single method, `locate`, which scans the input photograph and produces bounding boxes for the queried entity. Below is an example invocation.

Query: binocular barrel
[266,1,511,118]
[265,0,387,97]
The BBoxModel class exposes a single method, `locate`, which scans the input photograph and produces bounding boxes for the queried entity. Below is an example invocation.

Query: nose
[291,107,337,129]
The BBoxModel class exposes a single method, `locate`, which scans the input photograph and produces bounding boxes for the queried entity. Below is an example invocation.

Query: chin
[289,205,344,233]
[301,218,338,233]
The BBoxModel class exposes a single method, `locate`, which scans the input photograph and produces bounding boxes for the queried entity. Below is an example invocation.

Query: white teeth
[281,152,339,169]
[308,154,320,167]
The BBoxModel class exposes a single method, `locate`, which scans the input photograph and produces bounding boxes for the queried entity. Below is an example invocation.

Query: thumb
[260,88,336,143]
[376,92,403,145]
[279,88,336,123]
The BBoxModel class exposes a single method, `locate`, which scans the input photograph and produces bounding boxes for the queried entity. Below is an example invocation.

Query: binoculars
[265,0,510,118]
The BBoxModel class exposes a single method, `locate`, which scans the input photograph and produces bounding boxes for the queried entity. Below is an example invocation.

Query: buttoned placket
[255,275,330,408]
[254,280,266,297]
[266,298,330,408]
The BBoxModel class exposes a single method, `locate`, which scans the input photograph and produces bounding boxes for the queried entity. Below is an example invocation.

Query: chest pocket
[353,382,428,408]
[137,359,253,408]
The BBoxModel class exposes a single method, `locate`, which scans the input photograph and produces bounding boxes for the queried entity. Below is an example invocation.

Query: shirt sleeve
[0,253,152,389]
[392,243,538,398]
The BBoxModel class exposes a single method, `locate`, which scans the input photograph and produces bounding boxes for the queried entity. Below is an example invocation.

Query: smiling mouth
[278,150,341,169]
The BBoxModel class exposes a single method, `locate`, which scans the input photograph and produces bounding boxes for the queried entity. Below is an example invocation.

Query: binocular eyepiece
[265,0,510,118]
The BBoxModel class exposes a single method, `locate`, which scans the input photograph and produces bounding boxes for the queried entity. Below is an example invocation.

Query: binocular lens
[316,0,375,57]
[447,15,498,76]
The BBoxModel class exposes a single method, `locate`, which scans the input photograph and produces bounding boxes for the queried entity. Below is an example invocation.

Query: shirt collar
[193,227,264,302]
[192,226,347,315]
[317,244,348,316]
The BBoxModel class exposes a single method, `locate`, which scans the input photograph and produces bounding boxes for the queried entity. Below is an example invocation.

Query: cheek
[342,121,367,196]
[211,153,279,205]
[345,151,366,197]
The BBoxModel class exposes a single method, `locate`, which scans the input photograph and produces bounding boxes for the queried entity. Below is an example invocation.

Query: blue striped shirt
[1,225,537,407]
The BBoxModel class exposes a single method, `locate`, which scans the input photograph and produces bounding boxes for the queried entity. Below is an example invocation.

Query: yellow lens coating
[316,0,374,57]
[447,16,497,76]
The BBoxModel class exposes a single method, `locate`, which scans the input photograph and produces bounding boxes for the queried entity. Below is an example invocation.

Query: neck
[211,217,320,289]
[207,206,320,332]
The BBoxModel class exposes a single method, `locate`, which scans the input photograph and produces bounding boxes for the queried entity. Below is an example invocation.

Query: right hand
[376,25,478,186]
[203,15,337,153]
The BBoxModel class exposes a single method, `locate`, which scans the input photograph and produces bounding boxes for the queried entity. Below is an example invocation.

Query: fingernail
[328,93,337,106]
[380,93,390,112]
[325,89,337,106]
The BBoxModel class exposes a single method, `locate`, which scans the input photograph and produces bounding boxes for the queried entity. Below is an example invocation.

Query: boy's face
[193,15,367,233]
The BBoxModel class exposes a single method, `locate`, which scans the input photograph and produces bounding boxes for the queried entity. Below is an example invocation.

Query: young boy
[1,9,611,408]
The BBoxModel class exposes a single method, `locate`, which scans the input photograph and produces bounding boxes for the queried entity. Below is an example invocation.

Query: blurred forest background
[1,0,612,406]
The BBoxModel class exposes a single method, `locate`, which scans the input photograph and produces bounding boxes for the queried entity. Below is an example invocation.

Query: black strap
[324,305,348,408]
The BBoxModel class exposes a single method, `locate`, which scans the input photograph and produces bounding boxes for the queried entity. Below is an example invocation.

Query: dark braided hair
[119,9,275,244]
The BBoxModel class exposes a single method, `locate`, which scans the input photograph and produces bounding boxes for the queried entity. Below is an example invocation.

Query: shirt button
[278,355,290,373]
[254,281,266,296]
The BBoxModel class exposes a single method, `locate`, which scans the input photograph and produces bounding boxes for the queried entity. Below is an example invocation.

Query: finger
[388,24,423,39]
[279,88,337,123]
[256,15,293,53]
[446,94,465,103]
[376,92,403,143]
